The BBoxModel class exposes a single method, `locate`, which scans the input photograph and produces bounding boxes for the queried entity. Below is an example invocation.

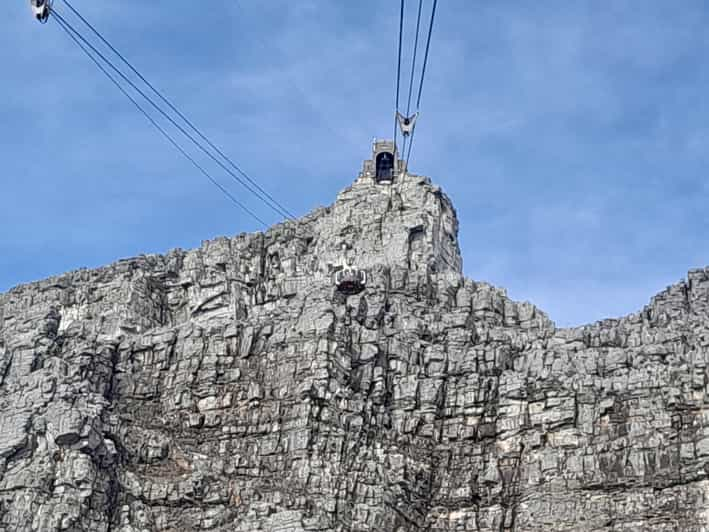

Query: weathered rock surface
[2,167,709,531]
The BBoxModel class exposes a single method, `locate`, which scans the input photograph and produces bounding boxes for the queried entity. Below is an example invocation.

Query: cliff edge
[2,153,709,531]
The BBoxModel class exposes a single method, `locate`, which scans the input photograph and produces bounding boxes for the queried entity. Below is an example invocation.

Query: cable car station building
[360,139,407,184]
[332,139,412,295]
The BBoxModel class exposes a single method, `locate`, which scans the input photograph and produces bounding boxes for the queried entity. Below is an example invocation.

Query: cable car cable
[52,13,267,227]
[405,0,438,169]
[393,0,405,158]
[399,0,424,167]
[52,9,291,222]
[415,0,437,111]
[59,0,296,220]
[405,0,424,118]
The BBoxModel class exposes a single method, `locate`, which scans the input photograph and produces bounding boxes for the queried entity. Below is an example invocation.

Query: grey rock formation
[2,154,709,530]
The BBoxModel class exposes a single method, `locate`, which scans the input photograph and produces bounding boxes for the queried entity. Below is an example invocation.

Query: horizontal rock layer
[2,171,709,531]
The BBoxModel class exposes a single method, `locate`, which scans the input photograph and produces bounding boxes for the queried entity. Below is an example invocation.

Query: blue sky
[2,1,709,327]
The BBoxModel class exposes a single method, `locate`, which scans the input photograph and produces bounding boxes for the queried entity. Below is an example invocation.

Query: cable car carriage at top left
[30,0,52,24]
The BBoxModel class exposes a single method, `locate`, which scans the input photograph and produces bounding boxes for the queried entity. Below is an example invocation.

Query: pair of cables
[393,0,438,172]
[48,1,295,227]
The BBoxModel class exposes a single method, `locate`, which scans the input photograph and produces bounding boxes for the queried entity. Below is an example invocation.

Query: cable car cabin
[375,152,394,183]
[334,268,367,295]
[30,0,50,23]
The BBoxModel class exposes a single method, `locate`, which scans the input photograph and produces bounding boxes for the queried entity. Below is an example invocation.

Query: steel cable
[405,0,424,117]
[52,13,268,227]
[60,0,296,220]
[56,3,293,221]
[400,0,424,169]
[406,0,438,168]
[393,0,405,158]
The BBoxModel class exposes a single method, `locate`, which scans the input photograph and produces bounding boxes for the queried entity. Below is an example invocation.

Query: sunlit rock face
[2,163,709,531]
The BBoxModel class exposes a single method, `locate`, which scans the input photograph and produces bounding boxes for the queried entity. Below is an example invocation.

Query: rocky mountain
[2,153,709,531]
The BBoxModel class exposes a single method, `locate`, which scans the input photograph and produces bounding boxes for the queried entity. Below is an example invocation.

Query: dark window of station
[375,152,394,182]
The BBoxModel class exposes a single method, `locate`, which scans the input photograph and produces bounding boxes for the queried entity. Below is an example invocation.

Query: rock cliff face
[3,166,709,531]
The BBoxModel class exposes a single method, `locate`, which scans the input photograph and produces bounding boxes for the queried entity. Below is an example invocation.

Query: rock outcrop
[2,165,709,531]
